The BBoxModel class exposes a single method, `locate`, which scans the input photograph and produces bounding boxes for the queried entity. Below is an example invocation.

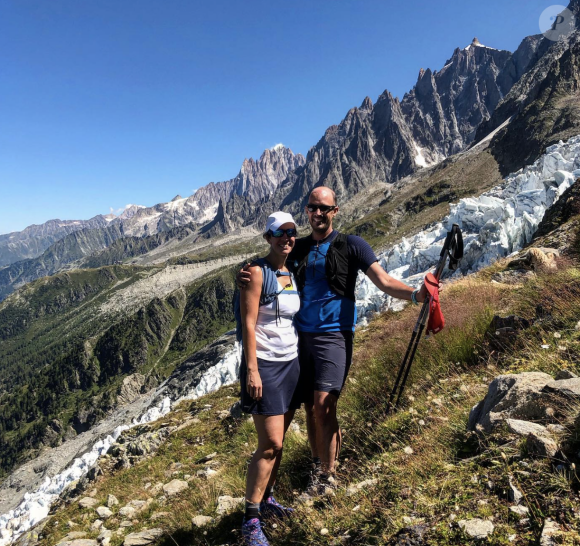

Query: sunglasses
[268,228,297,238]
[306,204,336,214]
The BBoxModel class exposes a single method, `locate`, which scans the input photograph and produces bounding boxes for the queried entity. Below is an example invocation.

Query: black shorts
[298,331,354,402]
[240,352,302,415]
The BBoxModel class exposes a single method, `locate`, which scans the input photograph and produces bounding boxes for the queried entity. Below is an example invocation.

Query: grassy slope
[39,242,580,545]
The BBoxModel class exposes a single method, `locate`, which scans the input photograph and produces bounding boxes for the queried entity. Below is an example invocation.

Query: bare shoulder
[246,265,263,287]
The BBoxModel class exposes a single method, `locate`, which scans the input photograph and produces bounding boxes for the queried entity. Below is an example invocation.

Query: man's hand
[236,262,252,290]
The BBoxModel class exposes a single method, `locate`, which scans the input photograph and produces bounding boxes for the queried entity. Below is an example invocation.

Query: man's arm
[365,262,427,302]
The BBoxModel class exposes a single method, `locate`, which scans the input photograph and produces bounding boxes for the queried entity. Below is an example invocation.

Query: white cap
[265,211,296,233]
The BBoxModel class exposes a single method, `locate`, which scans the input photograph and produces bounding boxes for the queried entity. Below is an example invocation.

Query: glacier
[1,135,579,545]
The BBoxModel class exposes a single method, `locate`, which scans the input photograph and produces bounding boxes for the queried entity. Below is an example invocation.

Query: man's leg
[313,390,339,474]
[304,402,318,459]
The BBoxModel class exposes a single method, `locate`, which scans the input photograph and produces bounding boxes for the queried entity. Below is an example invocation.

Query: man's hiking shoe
[260,496,294,519]
[242,517,270,546]
[299,473,337,502]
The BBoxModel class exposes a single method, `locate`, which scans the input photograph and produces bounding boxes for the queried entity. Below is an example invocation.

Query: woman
[239,211,301,546]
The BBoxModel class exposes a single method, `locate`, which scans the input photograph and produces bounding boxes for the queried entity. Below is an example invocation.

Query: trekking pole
[388,224,463,411]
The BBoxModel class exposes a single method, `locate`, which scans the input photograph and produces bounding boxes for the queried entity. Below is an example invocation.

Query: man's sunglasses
[306,204,337,214]
[268,228,297,238]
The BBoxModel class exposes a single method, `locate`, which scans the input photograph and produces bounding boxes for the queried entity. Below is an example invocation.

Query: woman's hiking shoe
[242,518,270,546]
[260,496,295,519]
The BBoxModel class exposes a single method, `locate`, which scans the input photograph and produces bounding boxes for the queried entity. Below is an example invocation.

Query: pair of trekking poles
[388,223,464,412]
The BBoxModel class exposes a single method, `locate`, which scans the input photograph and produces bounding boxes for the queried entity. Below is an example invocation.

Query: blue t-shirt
[294,231,377,333]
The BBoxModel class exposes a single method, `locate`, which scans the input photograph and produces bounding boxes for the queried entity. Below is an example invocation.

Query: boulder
[107,495,119,508]
[162,479,188,496]
[191,515,214,528]
[527,432,558,458]
[123,529,163,546]
[95,507,113,519]
[509,506,529,518]
[118,507,137,519]
[540,519,561,546]
[468,373,554,432]
[458,519,495,540]
[56,541,98,546]
[79,497,98,509]
[506,419,548,437]
[542,378,580,398]
[555,369,578,380]
[216,495,244,515]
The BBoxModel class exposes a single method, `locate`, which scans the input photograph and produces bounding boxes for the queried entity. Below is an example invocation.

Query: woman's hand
[246,369,263,401]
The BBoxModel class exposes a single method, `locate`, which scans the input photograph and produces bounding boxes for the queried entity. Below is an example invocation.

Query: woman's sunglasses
[306,204,336,214]
[268,228,297,238]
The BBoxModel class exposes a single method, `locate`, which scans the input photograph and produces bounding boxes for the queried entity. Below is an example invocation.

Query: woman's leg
[265,410,295,489]
[245,414,286,503]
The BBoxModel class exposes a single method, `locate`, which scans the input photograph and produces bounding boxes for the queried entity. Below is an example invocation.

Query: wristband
[411,289,419,305]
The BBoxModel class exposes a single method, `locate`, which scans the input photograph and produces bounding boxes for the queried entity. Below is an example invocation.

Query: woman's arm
[240,265,263,400]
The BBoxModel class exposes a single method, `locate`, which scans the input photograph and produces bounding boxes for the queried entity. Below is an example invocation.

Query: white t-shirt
[255,274,300,361]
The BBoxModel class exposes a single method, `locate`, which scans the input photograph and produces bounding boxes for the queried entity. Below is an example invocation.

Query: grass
[37,257,580,546]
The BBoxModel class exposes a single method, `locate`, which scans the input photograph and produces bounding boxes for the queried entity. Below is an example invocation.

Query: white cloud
[270,143,285,151]
[109,204,141,216]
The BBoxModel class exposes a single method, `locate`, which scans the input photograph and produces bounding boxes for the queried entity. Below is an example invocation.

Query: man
[239,186,428,497]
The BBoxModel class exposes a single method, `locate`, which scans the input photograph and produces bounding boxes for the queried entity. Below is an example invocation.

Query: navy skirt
[240,352,302,415]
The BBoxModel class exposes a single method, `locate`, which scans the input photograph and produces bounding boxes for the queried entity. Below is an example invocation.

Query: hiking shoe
[299,473,337,501]
[242,517,269,546]
[260,496,295,519]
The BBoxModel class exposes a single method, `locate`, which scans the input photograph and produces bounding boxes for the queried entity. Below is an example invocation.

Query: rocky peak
[360,96,373,111]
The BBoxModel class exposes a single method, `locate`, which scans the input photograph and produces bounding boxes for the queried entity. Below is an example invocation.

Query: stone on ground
[509,506,529,517]
[542,378,580,398]
[506,419,548,436]
[346,478,378,497]
[191,515,214,528]
[468,373,554,432]
[216,495,244,515]
[107,495,119,508]
[540,519,561,546]
[527,432,558,458]
[96,507,113,519]
[79,498,98,509]
[123,529,164,546]
[458,519,495,540]
[118,507,136,519]
[56,540,98,546]
[508,477,523,504]
[162,479,189,496]
[555,369,578,380]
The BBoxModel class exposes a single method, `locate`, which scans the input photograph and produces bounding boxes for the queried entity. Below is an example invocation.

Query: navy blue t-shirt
[294,231,377,333]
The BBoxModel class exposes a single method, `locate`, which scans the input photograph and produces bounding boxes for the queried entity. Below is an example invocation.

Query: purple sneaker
[260,496,295,519]
[242,517,270,546]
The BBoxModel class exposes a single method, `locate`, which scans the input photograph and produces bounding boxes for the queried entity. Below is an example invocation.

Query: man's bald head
[309,186,336,206]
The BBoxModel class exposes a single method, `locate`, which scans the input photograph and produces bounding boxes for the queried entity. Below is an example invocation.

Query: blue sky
[0,0,556,234]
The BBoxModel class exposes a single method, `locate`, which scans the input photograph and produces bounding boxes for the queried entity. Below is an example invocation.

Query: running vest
[234,258,293,342]
[291,232,357,301]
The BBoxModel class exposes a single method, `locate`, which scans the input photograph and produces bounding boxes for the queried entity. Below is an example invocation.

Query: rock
[96,507,113,519]
[117,374,146,406]
[119,521,133,528]
[191,515,214,528]
[196,467,217,479]
[79,497,98,509]
[56,541,98,546]
[229,401,243,418]
[91,520,103,531]
[506,419,548,437]
[546,424,566,434]
[126,500,149,512]
[107,495,119,508]
[509,506,529,518]
[196,452,217,464]
[458,519,495,540]
[394,524,429,545]
[97,530,112,546]
[540,519,561,545]
[162,480,188,496]
[123,529,164,546]
[527,432,558,458]
[468,372,554,432]
[490,270,535,285]
[118,507,137,519]
[508,477,523,504]
[216,495,244,515]
[346,478,379,497]
[63,532,88,540]
[217,410,230,420]
[555,369,578,380]
[542,378,580,398]
[150,512,170,521]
